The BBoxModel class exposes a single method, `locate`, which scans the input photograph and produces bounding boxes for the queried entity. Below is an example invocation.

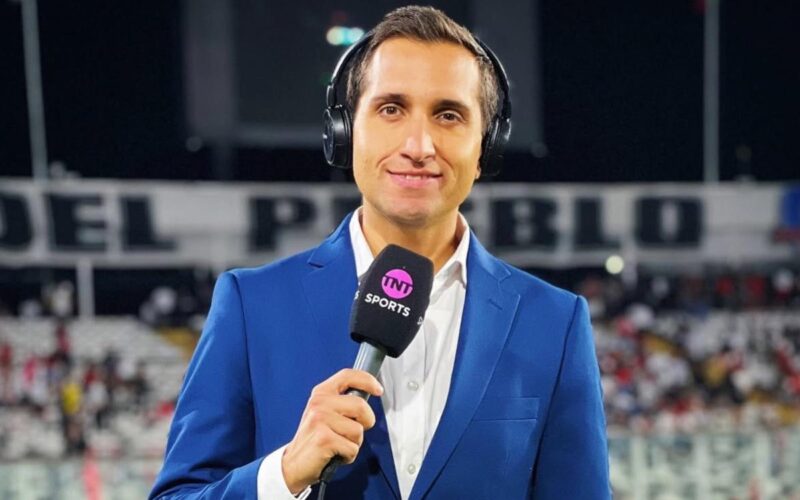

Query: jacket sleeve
[530,295,611,500]
[149,271,262,499]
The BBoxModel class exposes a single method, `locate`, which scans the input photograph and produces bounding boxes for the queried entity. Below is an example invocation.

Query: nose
[399,115,435,165]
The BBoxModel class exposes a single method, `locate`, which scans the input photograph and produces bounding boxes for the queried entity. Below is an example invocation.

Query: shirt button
[407,464,417,475]
[407,380,419,391]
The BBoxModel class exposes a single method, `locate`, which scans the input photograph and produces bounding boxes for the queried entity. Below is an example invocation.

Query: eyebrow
[370,93,409,107]
[434,99,471,118]
[369,93,472,118]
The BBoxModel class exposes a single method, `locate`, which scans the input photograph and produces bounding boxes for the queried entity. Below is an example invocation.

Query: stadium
[1,1,798,499]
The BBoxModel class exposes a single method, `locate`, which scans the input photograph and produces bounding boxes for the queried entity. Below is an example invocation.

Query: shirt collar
[349,208,470,286]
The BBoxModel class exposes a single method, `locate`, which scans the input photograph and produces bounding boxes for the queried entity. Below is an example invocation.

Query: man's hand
[281,369,383,494]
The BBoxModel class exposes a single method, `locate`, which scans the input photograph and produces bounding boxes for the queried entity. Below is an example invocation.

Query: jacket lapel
[367,395,401,499]
[410,234,521,500]
[301,215,359,367]
[301,213,401,499]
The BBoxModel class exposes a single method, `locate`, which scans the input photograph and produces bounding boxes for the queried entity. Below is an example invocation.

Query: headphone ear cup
[323,106,353,169]
[479,120,500,176]
[479,117,511,177]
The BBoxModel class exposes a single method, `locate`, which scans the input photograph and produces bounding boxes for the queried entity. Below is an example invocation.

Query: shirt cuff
[257,444,312,500]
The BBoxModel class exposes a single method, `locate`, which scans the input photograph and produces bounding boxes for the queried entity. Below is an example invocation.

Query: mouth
[387,171,442,188]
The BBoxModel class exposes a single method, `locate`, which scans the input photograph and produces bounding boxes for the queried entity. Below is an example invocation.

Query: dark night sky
[1,1,797,182]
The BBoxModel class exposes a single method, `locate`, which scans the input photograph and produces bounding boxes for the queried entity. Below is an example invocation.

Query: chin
[380,203,436,227]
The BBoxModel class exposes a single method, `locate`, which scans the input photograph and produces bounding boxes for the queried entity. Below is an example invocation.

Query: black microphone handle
[319,342,386,484]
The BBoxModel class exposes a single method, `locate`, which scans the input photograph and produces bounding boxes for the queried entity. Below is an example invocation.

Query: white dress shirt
[258,210,470,500]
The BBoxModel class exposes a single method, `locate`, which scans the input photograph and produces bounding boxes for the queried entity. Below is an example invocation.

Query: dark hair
[346,6,500,132]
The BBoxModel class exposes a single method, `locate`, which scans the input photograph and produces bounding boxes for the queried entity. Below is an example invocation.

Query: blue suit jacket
[150,214,610,499]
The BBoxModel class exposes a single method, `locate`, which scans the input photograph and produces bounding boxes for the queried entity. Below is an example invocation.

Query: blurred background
[1,0,798,498]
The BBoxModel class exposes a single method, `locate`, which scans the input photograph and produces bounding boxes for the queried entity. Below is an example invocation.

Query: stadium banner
[0,179,798,269]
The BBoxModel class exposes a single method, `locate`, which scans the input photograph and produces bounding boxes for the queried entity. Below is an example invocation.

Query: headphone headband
[325,31,374,109]
[323,31,512,176]
[474,38,512,121]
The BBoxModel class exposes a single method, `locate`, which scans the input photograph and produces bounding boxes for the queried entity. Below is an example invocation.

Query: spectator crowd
[0,265,798,460]
[0,320,172,459]
[582,266,800,433]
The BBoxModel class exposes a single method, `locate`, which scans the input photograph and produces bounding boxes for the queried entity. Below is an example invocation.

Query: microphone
[318,244,434,487]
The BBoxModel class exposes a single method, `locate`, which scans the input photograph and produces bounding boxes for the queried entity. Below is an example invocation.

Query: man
[151,6,609,499]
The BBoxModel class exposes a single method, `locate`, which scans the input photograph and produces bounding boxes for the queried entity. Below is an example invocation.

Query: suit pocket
[472,396,540,421]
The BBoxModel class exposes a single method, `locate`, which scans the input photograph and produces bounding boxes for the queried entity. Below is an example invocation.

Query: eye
[438,111,462,123]
[379,105,401,117]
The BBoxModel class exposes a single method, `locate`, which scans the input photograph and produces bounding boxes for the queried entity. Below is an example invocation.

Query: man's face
[352,37,484,228]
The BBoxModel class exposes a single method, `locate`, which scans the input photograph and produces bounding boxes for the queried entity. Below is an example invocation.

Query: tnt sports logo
[381,269,414,299]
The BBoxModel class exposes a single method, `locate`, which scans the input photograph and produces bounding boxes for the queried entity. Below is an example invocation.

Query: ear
[475,166,482,180]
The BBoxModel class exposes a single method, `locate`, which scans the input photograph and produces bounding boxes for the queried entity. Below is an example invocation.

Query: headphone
[323,32,512,176]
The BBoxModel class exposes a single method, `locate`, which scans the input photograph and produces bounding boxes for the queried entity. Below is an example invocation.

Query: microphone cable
[316,455,340,500]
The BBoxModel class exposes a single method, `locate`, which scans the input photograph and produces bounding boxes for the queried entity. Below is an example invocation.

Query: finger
[314,426,361,464]
[306,394,376,429]
[313,369,383,397]
[335,369,383,396]
[326,412,365,446]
